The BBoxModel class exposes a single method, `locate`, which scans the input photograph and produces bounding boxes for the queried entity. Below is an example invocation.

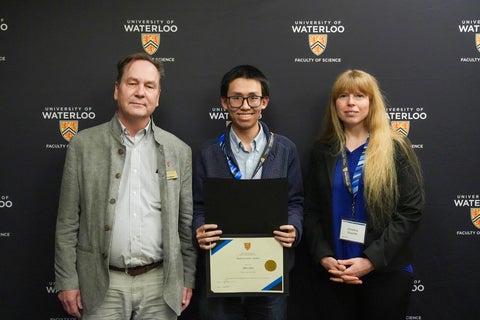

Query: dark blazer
[304,140,424,273]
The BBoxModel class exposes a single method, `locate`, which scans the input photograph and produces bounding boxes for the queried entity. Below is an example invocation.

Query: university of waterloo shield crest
[471,208,480,229]
[244,242,251,251]
[141,33,160,55]
[476,34,480,53]
[391,121,410,136]
[60,120,78,142]
[309,34,327,56]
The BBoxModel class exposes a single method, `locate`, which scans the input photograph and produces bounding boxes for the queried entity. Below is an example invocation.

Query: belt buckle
[121,262,159,276]
[126,264,149,276]
[126,266,141,276]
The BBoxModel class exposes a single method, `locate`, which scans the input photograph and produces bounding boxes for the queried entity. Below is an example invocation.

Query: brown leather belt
[109,261,162,276]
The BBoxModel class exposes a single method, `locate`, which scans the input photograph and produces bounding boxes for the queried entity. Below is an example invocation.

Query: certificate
[203,178,289,296]
[208,237,285,295]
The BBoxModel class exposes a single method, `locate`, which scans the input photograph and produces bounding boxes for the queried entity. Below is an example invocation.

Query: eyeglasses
[226,95,264,109]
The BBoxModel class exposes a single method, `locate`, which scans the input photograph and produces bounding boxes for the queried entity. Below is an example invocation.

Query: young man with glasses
[192,65,304,320]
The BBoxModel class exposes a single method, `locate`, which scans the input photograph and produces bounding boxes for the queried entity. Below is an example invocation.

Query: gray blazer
[55,114,197,315]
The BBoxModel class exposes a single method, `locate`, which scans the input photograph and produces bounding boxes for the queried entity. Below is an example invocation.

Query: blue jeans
[199,295,287,320]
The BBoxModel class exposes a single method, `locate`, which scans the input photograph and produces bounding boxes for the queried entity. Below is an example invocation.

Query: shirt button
[115,173,121,179]
[109,198,116,204]
[118,149,125,155]
[104,225,111,231]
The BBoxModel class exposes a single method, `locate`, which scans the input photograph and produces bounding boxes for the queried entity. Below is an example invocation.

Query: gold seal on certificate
[264,260,277,272]
[209,237,284,294]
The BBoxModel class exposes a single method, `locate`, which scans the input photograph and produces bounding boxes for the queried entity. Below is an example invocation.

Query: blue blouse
[332,143,414,273]
[332,144,367,260]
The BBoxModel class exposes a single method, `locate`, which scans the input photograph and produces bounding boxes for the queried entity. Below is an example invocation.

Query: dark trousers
[313,268,413,320]
[199,295,287,320]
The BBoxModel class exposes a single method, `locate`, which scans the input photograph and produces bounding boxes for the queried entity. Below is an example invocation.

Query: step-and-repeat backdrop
[1,1,479,319]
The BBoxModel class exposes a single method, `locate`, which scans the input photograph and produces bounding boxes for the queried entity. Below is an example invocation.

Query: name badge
[340,219,366,244]
[166,170,178,180]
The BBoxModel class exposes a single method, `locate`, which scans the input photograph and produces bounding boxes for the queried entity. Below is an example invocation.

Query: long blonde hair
[321,70,423,229]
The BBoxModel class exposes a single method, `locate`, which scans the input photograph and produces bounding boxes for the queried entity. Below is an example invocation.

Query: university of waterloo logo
[141,33,160,55]
[387,107,428,142]
[60,121,78,142]
[309,34,327,56]
[42,106,95,149]
[244,242,251,251]
[391,121,410,136]
[291,20,344,63]
[453,194,480,235]
[471,208,480,229]
[123,19,178,61]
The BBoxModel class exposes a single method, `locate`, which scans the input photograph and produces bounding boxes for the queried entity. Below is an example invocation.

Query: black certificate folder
[204,178,288,235]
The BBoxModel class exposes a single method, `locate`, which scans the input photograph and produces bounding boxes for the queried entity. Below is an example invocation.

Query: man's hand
[58,289,83,318]
[273,225,296,248]
[196,224,222,250]
[181,287,193,312]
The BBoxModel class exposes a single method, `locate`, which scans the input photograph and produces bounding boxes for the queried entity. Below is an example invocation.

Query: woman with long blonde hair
[305,69,424,319]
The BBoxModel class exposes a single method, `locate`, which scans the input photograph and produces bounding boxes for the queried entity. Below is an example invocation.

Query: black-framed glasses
[226,95,264,109]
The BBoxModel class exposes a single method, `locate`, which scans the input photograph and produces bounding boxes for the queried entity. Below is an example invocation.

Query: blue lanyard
[340,139,368,199]
[217,131,274,180]
[218,133,242,180]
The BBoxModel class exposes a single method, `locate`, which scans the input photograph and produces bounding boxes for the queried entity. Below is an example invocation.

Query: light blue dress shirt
[229,125,267,180]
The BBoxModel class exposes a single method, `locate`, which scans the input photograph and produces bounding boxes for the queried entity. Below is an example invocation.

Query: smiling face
[114,59,161,126]
[221,77,269,135]
[335,90,370,131]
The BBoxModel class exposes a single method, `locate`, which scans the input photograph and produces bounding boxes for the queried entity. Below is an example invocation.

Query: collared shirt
[109,119,163,268]
[229,125,267,180]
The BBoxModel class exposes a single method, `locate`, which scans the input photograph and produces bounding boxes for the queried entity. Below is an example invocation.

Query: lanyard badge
[339,139,368,244]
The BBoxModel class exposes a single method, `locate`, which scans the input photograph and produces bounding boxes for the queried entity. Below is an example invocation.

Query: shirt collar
[229,124,264,153]
[117,118,152,144]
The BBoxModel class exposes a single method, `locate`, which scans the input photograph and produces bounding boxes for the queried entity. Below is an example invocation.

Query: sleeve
[178,145,197,288]
[363,146,425,271]
[286,143,304,247]
[303,145,336,264]
[54,138,81,291]
[192,147,207,247]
